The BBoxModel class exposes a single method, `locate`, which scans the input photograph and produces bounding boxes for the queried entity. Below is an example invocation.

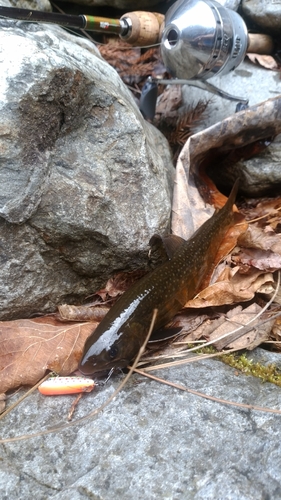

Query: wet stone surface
[1,348,281,499]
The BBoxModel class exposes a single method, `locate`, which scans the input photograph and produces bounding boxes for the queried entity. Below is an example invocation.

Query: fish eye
[108,345,118,360]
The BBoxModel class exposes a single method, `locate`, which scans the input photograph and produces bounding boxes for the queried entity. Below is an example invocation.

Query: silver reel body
[161,0,248,81]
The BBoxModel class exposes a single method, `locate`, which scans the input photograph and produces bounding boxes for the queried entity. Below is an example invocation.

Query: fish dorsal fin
[149,233,186,261]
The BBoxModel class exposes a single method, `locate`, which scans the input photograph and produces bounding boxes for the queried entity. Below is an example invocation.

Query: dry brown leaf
[95,269,146,301]
[0,316,96,393]
[271,317,281,350]
[199,218,248,291]
[155,91,209,160]
[172,96,281,239]
[184,267,274,308]
[207,303,274,350]
[174,304,274,353]
[238,224,281,254]
[233,248,281,271]
[170,309,220,342]
[241,197,281,225]
[246,53,278,70]
[154,85,182,121]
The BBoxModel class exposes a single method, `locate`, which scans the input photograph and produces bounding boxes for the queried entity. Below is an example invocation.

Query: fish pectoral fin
[149,326,183,342]
[149,233,186,262]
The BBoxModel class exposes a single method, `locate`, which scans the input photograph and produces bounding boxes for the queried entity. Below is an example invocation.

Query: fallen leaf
[199,218,248,291]
[233,248,281,271]
[171,304,274,354]
[246,53,278,70]
[184,267,274,308]
[271,317,281,350]
[240,197,281,226]
[95,269,146,301]
[172,96,281,239]
[154,90,209,160]
[238,224,281,254]
[154,85,182,121]
[207,303,274,350]
[0,317,96,393]
[169,309,220,342]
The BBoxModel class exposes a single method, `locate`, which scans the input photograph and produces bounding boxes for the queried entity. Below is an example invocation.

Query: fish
[79,180,239,376]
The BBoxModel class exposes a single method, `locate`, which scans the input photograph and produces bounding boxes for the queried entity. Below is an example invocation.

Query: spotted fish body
[79,181,239,375]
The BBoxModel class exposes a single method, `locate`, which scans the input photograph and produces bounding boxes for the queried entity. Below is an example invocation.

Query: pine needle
[133,367,281,415]
[0,372,52,421]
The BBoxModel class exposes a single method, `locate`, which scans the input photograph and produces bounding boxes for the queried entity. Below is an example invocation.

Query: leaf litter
[1,191,281,396]
[1,90,281,430]
[246,53,279,70]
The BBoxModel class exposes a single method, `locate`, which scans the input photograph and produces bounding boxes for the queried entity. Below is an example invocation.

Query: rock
[0,19,174,320]
[180,60,281,195]
[182,61,280,130]
[216,0,241,10]
[247,347,281,370]
[58,0,163,9]
[58,0,239,9]
[1,348,281,499]
[241,0,281,33]
[207,133,281,197]
[13,0,51,10]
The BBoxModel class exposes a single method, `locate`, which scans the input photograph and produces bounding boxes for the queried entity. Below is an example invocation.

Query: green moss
[187,345,217,354]
[191,346,281,387]
[219,352,281,387]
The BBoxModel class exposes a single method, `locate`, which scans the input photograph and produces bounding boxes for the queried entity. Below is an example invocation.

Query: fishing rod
[0,6,164,46]
[0,1,275,118]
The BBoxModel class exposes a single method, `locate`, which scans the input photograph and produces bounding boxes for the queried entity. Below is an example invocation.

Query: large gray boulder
[241,0,281,33]
[0,19,174,319]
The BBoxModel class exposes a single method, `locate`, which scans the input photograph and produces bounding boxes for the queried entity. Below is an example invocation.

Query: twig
[238,205,281,225]
[138,346,242,372]
[139,310,281,372]
[67,393,83,421]
[0,372,52,421]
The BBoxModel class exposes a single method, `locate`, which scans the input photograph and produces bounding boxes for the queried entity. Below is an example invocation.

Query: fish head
[78,321,144,376]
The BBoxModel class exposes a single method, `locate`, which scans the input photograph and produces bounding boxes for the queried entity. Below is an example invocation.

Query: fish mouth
[78,367,110,380]
[78,358,129,377]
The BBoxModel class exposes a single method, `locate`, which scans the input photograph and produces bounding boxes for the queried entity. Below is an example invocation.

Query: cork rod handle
[120,11,164,46]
